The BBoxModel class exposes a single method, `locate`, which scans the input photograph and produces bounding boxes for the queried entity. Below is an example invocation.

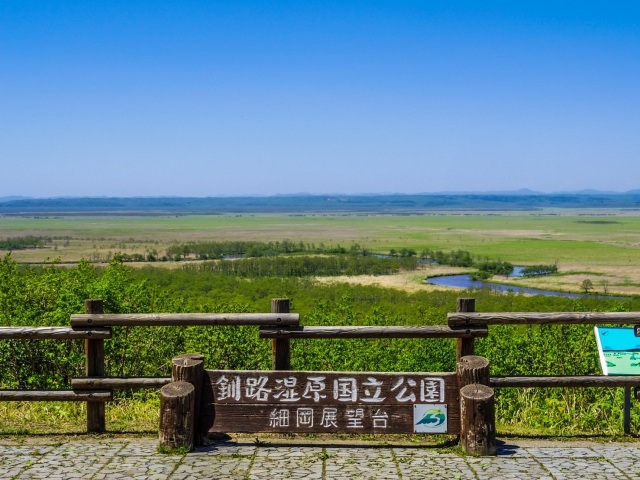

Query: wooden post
[271,298,291,370]
[624,386,631,434]
[457,355,490,388]
[457,354,495,456]
[171,354,204,446]
[456,298,476,362]
[159,381,195,452]
[460,383,496,456]
[84,299,106,433]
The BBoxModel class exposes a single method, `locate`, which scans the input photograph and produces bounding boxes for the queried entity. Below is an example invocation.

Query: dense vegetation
[164,240,372,261]
[0,236,51,250]
[109,240,374,263]
[470,260,514,280]
[521,264,559,276]
[183,255,418,277]
[420,249,474,267]
[1,253,639,435]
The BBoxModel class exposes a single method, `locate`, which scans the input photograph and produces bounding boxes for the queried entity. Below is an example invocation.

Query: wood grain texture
[490,376,640,387]
[85,299,106,433]
[202,403,460,434]
[460,384,496,456]
[172,354,205,446]
[72,377,171,389]
[200,370,459,435]
[0,390,112,401]
[448,312,640,326]
[202,370,457,405]
[0,327,111,339]
[457,356,490,388]
[159,382,195,451]
[456,298,476,361]
[70,313,299,327]
[259,325,488,339]
[271,298,291,371]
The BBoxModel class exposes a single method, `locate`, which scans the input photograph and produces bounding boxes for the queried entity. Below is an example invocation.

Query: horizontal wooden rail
[72,377,171,389]
[0,390,112,401]
[448,312,640,326]
[0,327,111,340]
[260,325,488,339]
[490,376,640,388]
[71,313,300,327]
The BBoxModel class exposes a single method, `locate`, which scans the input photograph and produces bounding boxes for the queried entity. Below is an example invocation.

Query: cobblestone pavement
[1,437,640,479]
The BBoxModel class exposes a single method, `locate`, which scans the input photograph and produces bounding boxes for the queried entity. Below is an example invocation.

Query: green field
[2,209,640,294]
[3,210,640,259]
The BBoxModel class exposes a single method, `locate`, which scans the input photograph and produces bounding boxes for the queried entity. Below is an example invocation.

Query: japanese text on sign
[268,406,390,429]
[214,374,445,404]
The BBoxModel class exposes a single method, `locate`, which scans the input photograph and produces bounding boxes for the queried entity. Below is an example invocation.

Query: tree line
[470,260,515,280]
[420,248,474,266]
[183,255,419,277]
[521,264,559,276]
[158,240,370,261]
[0,236,52,250]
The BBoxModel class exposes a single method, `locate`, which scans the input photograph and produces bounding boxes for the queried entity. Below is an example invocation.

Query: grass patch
[4,210,640,266]
[157,444,191,455]
[0,402,86,435]
[0,397,160,435]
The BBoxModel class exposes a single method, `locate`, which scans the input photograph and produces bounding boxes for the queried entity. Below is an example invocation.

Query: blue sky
[2,1,639,197]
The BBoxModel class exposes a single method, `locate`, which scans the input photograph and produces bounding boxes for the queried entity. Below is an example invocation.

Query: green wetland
[1,202,640,437]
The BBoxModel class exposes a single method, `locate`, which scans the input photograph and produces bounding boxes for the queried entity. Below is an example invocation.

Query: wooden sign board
[200,370,459,435]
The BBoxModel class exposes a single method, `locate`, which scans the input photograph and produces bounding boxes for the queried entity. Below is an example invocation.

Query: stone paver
[467,456,552,479]
[325,447,398,479]
[0,437,639,479]
[252,446,324,479]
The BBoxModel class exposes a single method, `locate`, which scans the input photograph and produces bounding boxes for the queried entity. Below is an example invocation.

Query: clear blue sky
[2,1,639,197]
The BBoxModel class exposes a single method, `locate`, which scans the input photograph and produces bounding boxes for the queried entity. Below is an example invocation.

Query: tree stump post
[460,384,496,456]
[171,354,204,446]
[271,298,291,370]
[457,355,490,388]
[84,299,106,433]
[456,298,476,362]
[457,354,495,456]
[159,381,195,452]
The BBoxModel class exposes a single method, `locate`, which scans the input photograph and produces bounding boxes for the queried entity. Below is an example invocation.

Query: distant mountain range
[0,196,30,203]
[3,189,640,203]
[1,191,640,214]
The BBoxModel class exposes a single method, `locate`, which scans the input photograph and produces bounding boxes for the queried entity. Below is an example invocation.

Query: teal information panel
[594,327,640,375]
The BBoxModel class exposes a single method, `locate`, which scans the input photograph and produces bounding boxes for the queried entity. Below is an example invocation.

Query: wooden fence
[0,298,300,433]
[1,296,639,455]
[448,298,640,434]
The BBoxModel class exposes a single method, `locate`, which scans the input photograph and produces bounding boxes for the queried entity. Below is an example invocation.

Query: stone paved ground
[1,437,640,479]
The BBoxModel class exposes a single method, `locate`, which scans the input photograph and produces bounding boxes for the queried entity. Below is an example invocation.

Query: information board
[200,370,459,435]
[594,326,640,375]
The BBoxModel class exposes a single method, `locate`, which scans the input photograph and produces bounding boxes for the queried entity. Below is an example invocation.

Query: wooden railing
[0,324,113,406]
[0,298,300,433]
[2,295,638,441]
[448,298,640,434]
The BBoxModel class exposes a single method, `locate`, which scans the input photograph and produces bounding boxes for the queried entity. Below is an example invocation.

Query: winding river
[426,267,618,299]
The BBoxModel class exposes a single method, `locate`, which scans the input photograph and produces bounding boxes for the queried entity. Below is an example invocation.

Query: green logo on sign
[415,408,446,428]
